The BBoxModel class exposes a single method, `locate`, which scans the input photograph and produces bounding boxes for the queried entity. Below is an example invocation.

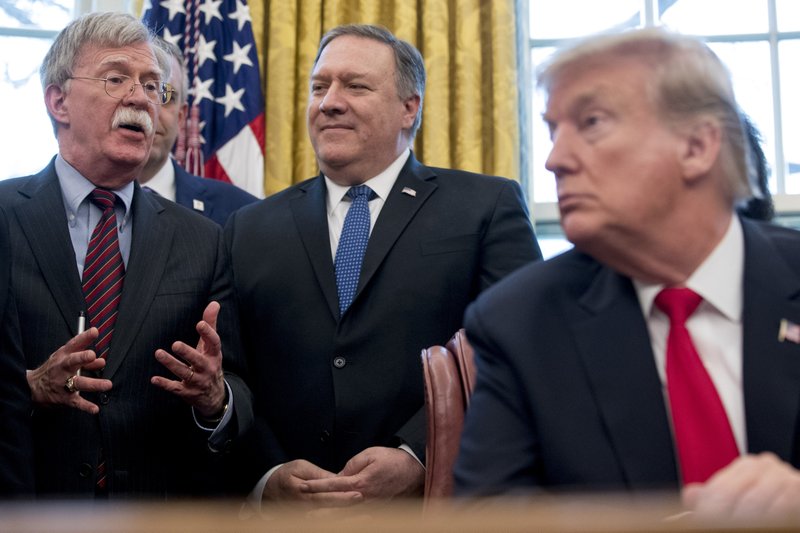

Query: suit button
[79,463,93,478]
[333,356,346,369]
[99,393,110,405]
[320,430,331,443]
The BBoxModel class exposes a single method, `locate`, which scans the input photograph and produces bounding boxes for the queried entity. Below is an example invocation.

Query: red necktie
[82,189,125,361]
[83,189,125,493]
[655,288,739,485]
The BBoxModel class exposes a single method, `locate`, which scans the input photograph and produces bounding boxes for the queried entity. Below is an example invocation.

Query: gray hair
[154,37,188,106]
[41,12,168,129]
[313,24,426,139]
[538,27,753,202]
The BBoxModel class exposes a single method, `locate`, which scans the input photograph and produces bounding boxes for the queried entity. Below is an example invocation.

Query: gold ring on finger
[64,375,78,393]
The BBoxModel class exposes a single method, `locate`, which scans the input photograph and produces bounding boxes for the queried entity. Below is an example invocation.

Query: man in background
[139,39,258,226]
[455,27,800,519]
[0,12,252,497]
[226,24,541,506]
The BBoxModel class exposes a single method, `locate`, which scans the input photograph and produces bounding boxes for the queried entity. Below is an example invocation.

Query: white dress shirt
[324,148,410,258]
[141,157,177,201]
[633,214,746,453]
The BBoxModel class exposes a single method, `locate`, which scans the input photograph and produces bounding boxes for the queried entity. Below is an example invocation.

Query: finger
[303,475,361,494]
[71,375,113,393]
[64,327,100,352]
[202,301,220,331]
[70,396,101,415]
[194,319,222,362]
[155,348,195,378]
[301,491,363,507]
[150,375,186,394]
[80,356,106,373]
[682,483,703,510]
[66,349,101,372]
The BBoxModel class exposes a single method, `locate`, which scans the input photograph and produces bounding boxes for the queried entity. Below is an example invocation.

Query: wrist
[197,385,229,423]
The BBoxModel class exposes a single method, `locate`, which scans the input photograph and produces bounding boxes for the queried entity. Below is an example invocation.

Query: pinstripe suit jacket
[0,159,252,498]
[0,205,34,496]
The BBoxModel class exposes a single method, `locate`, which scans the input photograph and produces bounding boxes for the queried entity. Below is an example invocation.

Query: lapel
[173,161,207,216]
[13,162,85,335]
[352,155,437,311]
[290,176,340,319]
[567,256,679,488]
[103,185,174,378]
[740,219,800,461]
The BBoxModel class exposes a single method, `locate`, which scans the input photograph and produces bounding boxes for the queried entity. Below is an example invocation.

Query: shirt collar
[634,214,743,321]
[56,154,135,220]
[142,157,177,201]
[324,148,411,215]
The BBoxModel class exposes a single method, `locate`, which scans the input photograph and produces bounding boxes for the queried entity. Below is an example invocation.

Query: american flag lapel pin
[193,199,205,212]
[778,318,800,343]
[401,187,417,197]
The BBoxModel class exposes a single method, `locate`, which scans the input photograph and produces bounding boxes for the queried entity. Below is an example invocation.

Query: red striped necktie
[82,188,125,361]
[655,287,739,485]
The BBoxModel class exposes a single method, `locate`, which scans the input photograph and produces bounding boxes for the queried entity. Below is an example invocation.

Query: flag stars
[162,27,181,47]
[223,41,254,74]
[195,34,217,67]
[228,0,252,31]
[216,84,246,117]
[191,77,215,105]
[159,0,185,21]
[198,0,223,24]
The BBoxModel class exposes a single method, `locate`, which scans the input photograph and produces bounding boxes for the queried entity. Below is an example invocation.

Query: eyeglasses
[69,75,173,105]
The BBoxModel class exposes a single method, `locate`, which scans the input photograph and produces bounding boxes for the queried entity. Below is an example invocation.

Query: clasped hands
[27,301,227,419]
[264,446,424,508]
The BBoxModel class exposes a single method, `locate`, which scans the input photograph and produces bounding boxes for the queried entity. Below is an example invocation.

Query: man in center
[226,24,541,505]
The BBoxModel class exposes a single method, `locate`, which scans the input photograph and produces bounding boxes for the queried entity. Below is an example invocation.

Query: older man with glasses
[0,12,252,498]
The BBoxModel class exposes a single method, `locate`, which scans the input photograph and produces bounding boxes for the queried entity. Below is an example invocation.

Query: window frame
[523,0,800,227]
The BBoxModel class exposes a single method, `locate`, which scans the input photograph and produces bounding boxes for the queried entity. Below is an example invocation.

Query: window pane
[777,0,800,32]
[0,36,58,180]
[0,0,73,30]
[531,47,556,203]
[706,41,776,192]
[779,39,800,192]
[660,0,769,35]
[530,0,640,40]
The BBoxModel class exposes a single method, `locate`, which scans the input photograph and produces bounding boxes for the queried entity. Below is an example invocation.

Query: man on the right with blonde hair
[455,27,800,519]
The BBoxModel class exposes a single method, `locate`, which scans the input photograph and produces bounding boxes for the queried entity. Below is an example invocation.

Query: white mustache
[111,107,154,136]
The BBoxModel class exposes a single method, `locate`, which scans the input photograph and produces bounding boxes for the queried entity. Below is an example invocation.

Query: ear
[678,118,722,183]
[401,94,421,130]
[179,102,188,124]
[44,84,70,128]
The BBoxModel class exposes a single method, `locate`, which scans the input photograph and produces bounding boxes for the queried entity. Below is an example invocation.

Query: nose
[319,85,346,115]
[544,127,577,179]
[122,80,151,107]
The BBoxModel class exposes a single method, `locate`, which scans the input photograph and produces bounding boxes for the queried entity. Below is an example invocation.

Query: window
[525,0,800,257]
[0,0,131,180]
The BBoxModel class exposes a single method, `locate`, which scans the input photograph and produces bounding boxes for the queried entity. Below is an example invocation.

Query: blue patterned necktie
[335,185,375,316]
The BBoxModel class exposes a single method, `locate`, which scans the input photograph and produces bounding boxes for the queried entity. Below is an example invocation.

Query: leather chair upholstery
[421,329,476,502]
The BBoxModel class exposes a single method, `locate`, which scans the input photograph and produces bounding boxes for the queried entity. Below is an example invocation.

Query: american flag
[142,0,265,197]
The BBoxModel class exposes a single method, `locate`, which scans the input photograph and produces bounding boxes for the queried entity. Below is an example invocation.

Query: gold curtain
[248,0,520,196]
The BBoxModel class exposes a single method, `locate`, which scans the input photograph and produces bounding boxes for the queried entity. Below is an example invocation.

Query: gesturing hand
[151,301,226,418]
[27,327,112,414]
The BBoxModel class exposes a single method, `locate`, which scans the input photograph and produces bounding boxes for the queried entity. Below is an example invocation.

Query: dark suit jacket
[455,218,800,496]
[0,205,35,497]
[0,159,253,498]
[173,161,258,226]
[225,154,541,488]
